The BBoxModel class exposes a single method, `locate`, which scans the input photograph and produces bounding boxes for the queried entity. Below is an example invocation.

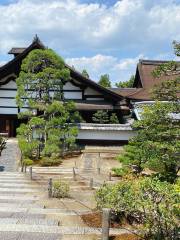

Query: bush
[110,113,119,124]
[23,158,34,166]
[53,180,70,198]
[95,178,179,239]
[40,157,62,166]
[112,167,129,177]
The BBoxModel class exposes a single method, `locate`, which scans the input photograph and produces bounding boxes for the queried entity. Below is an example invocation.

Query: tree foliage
[110,113,119,124]
[92,110,109,124]
[16,49,70,108]
[115,75,135,88]
[115,43,180,183]
[92,111,119,124]
[42,101,79,157]
[16,49,80,161]
[96,177,179,240]
[173,40,180,56]
[98,74,111,88]
[81,69,89,78]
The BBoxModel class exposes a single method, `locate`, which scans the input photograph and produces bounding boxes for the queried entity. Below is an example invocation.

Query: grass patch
[40,157,62,166]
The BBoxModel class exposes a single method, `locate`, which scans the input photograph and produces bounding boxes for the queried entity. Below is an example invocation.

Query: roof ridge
[126,88,143,97]
[65,63,124,100]
[139,59,180,65]
[0,39,45,77]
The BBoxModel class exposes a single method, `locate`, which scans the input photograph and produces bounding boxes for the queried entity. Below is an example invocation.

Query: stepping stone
[0,218,59,226]
[0,195,39,201]
[0,199,36,204]
[0,188,40,193]
[0,203,43,209]
[0,212,46,219]
[19,232,62,240]
[0,232,21,240]
[0,180,35,183]
[0,232,62,240]
[0,207,90,216]
[0,184,40,189]
[0,224,101,234]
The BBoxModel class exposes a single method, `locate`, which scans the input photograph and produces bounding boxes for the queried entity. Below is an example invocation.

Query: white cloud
[0,0,179,82]
[66,54,144,85]
[0,0,179,54]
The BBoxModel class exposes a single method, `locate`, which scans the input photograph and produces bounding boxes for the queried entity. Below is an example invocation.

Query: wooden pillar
[73,167,76,181]
[102,208,111,240]
[109,172,112,181]
[48,178,53,198]
[89,178,93,189]
[29,167,33,180]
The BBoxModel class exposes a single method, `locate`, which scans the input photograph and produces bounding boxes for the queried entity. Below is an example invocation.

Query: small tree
[115,42,180,183]
[43,101,79,157]
[98,74,111,88]
[92,110,109,124]
[16,49,70,108]
[110,113,119,124]
[115,75,135,88]
[82,69,89,78]
[117,102,180,182]
[16,49,80,161]
[96,178,179,240]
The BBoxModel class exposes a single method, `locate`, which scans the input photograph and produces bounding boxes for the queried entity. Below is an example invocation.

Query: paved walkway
[0,141,127,239]
[0,138,20,171]
[0,171,128,240]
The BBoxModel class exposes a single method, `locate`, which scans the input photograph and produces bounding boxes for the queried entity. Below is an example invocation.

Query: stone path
[0,138,20,171]
[0,141,128,239]
[0,170,129,239]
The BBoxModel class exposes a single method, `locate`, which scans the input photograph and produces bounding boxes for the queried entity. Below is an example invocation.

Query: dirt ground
[110,234,140,240]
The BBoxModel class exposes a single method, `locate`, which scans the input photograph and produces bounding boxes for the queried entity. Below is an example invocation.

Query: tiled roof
[8,48,26,54]
[113,60,180,101]
[0,37,124,102]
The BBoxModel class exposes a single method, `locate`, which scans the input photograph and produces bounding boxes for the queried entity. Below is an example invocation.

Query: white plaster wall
[77,129,135,141]
[63,82,80,90]
[84,87,102,95]
[64,91,82,99]
[0,80,17,89]
[0,90,17,97]
[0,107,18,114]
[0,98,16,107]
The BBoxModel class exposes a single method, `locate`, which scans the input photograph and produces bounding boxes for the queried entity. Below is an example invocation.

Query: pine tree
[115,75,135,88]
[16,49,80,160]
[92,110,109,124]
[116,42,180,183]
[82,69,89,78]
[110,113,119,124]
[16,49,70,109]
[98,74,111,88]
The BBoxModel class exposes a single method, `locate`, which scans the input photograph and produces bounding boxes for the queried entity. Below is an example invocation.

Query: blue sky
[0,0,179,85]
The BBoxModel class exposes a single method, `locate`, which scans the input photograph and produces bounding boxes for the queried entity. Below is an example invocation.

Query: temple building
[0,37,179,143]
[112,59,180,120]
[0,37,131,143]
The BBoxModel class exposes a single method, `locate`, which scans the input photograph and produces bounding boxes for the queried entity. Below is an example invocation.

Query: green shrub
[95,178,179,239]
[53,180,70,198]
[110,113,119,124]
[112,167,129,177]
[23,158,34,166]
[40,157,62,167]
